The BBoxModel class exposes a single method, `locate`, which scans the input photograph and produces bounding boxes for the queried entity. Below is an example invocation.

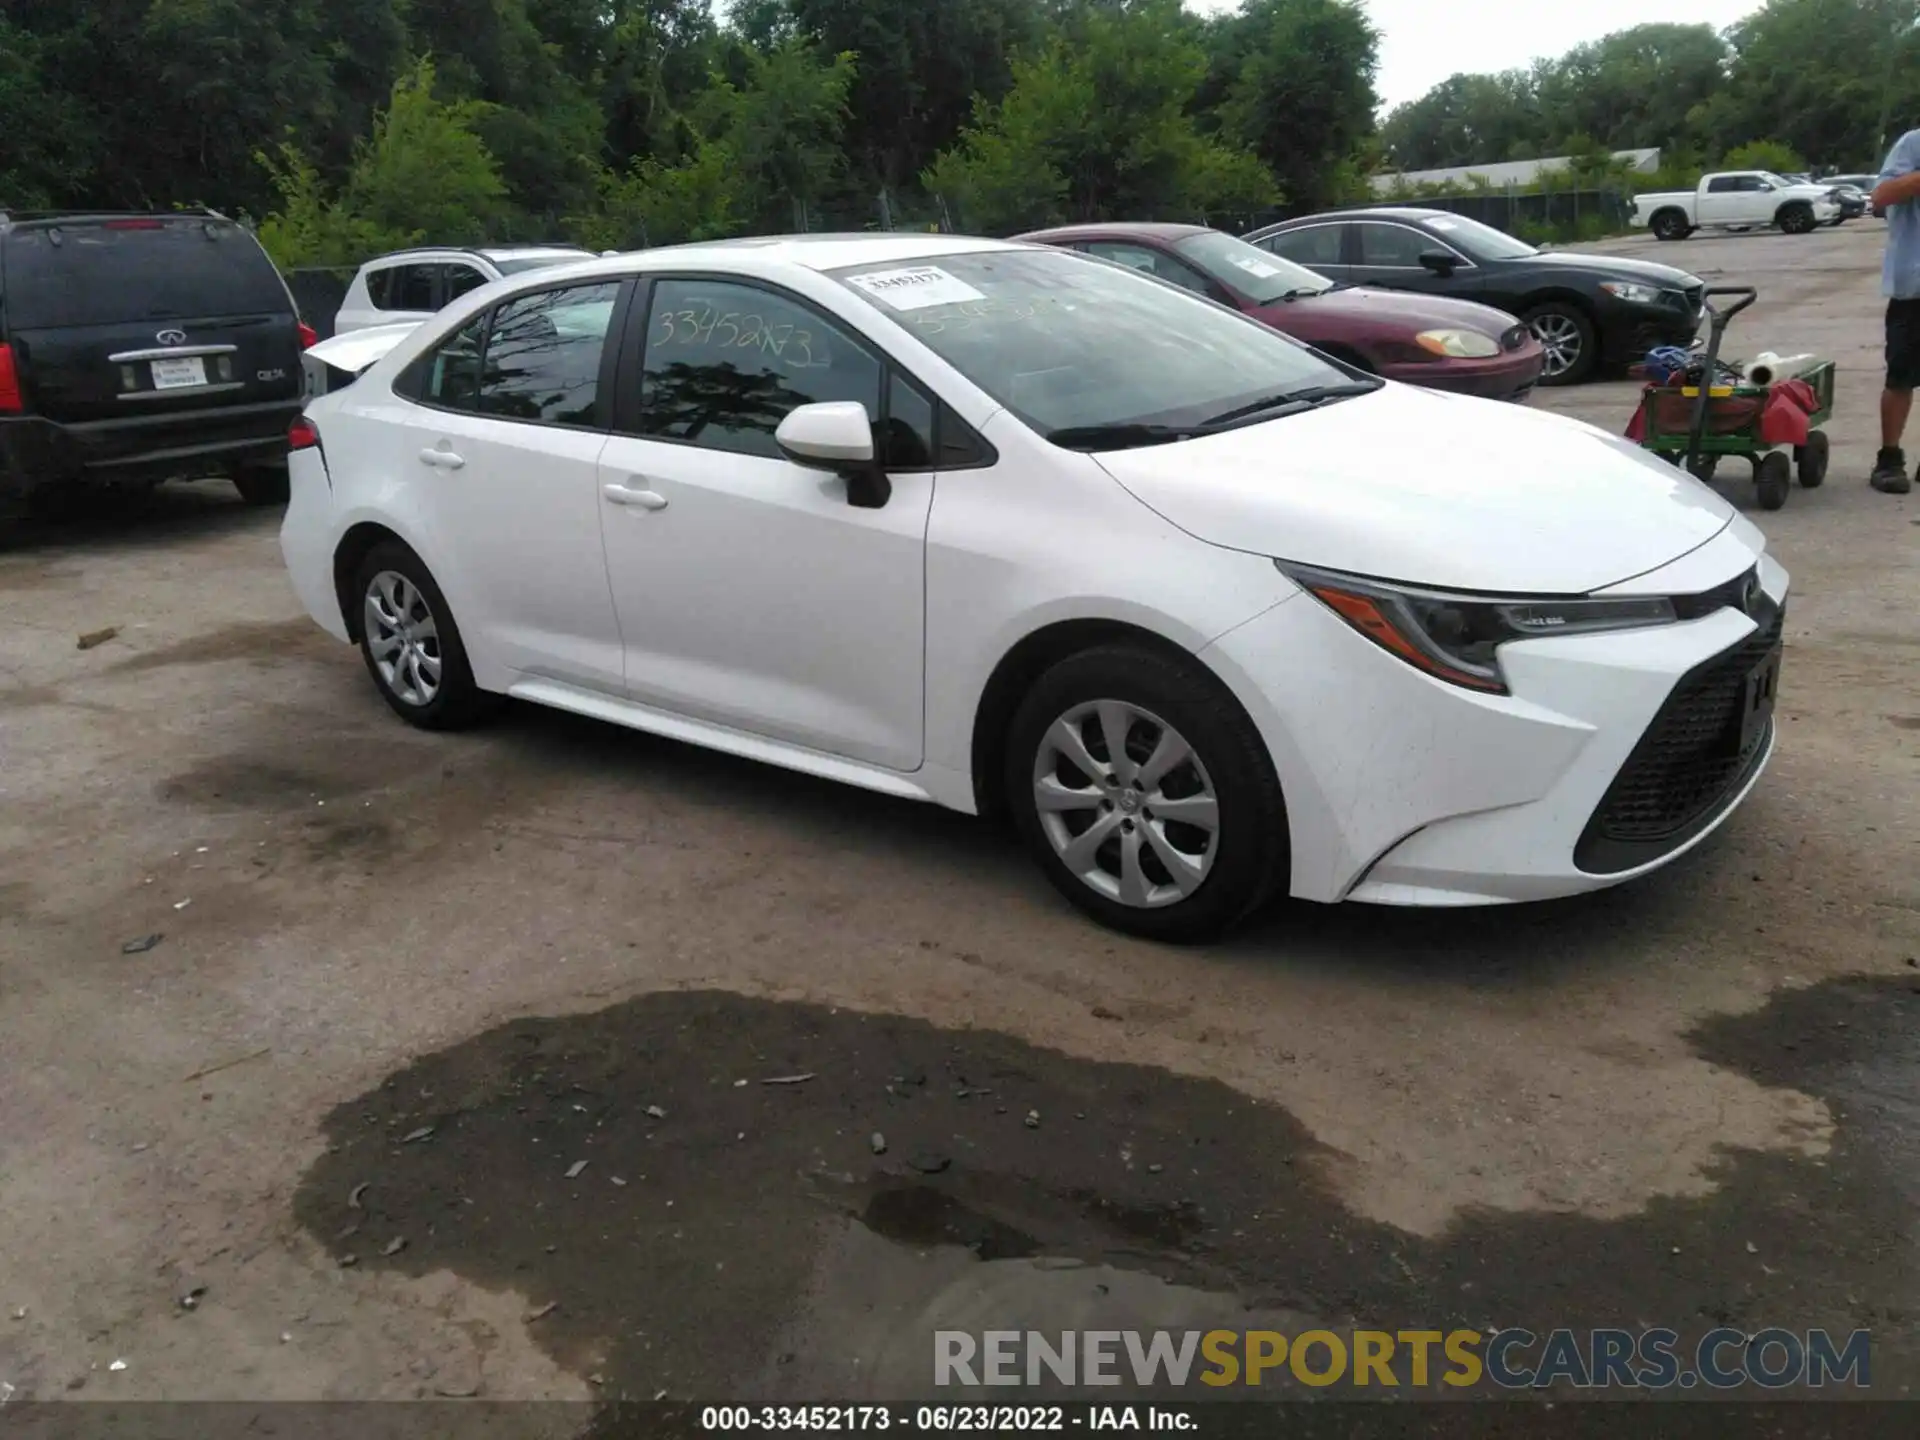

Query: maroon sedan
[1015,222,1545,402]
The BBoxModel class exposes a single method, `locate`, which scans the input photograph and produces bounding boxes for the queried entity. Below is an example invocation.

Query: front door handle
[418,446,465,470]
[602,483,668,511]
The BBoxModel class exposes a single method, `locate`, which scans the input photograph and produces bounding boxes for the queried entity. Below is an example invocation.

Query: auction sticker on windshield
[1229,255,1282,278]
[847,266,987,311]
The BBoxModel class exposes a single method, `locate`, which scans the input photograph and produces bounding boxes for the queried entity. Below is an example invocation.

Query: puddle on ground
[296,981,1920,1408]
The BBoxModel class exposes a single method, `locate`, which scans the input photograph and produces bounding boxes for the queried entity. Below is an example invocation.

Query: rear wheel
[1005,644,1287,943]
[1524,301,1597,386]
[351,541,499,729]
[1796,429,1829,487]
[1756,451,1791,510]
[1650,209,1691,241]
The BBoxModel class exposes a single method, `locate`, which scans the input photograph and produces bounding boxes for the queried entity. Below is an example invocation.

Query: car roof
[363,244,592,266]
[1270,208,1449,227]
[504,232,1027,284]
[1015,222,1213,243]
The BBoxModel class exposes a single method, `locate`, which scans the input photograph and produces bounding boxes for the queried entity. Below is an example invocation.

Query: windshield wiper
[1044,422,1197,451]
[1274,286,1325,301]
[1198,382,1379,430]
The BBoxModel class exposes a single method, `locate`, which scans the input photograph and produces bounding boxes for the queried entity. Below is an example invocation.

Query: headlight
[1600,281,1663,304]
[1274,561,1680,694]
[1415,328,1500,359]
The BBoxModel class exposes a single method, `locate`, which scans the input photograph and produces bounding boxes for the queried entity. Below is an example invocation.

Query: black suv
[0,209,311,518]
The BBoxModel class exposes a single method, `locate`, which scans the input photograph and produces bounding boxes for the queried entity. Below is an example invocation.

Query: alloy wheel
[1031,699,1219,909]
[364,570,444,707]
[1529,314,1584,379]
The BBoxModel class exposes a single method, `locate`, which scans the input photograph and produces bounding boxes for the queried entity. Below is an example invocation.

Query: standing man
[1872,127,1920,494]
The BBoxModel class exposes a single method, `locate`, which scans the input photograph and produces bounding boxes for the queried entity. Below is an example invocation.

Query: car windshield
[1171,230,1332,302]
[1759,173,1793,189]
[831,248,1363,446]
[1419,214,1537,261]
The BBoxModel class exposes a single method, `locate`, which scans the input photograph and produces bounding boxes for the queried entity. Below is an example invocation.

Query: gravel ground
[0,221,1915,1412]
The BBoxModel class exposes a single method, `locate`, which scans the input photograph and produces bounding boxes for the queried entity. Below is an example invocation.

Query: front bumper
[1381,345,1545,402]
[1200,523,1786,906]
[1599,299,1702,367]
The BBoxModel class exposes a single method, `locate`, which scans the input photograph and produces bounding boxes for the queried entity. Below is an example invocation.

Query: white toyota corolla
[280,234,1786,941]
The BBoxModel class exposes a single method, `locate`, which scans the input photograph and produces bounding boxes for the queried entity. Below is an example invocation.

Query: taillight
[297,322,318,350]
[0,343,21,413]
[288,416,320,451]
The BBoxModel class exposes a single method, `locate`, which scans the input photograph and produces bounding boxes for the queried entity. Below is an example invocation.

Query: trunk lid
[2,216,302,422]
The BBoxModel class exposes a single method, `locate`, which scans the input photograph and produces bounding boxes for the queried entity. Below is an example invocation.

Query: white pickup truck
[1631,171,1842,241]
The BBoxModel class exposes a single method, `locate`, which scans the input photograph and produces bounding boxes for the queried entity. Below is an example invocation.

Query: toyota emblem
[155,328,187,345]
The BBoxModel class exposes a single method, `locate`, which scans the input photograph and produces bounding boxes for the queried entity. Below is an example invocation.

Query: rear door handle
[418,447,465,470]
[602,483,668,511]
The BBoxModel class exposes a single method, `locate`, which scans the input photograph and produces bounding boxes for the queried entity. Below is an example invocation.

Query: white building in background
[1370,148,1661,195]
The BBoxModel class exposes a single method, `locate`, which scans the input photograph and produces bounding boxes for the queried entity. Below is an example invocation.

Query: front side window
[831,248,1358,445]
[636,278,882,459]
[476,281,619,427]
[385,264,438,312]
[1707,176,1739,194]
[1081,242,1210,295]
[1356,223,1431,268]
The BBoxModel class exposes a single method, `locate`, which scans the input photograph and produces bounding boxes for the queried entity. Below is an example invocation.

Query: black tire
[1796,429,1829,487]
[1004,643,1287,943]
[233,462,290,507]
[1687,454,1720,482]
[1756,451,1791,510]
[1777,203,1816,236]
[1650,209,1691,241]
[351,541,499,730]
[1524,300,1598,386]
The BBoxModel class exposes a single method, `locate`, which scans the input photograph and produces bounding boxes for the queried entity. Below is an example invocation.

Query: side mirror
[1418,250,1458,276]
[774,401,891,509]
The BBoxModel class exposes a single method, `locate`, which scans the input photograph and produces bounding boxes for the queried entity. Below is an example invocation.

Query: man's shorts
[1888,297,1920,390]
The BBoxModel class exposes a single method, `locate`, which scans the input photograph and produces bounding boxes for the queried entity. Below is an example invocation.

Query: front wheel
[1796,429,1829,487]
[1524,302,1598,386]
[1650,210,1691,241]
[1778,203,1817,236]
[1756,451,1792,510]
[1005,644,1288,942]
[352,541,499,729]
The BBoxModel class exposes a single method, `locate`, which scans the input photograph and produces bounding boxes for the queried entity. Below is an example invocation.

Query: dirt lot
[1,222,1916,1411]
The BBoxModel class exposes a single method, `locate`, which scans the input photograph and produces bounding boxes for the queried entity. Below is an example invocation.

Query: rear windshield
[2,219,290,329]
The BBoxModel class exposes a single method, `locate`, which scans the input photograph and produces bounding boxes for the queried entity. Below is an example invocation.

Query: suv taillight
[297,322,318,350]
[0,344,21,413]
[289,416,320,451]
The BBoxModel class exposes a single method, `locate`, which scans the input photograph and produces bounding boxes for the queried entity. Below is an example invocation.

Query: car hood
[1521,251,1700,288]
[307,321,421,375]
[1092,382,1734,594]
[1259,286,1517,336]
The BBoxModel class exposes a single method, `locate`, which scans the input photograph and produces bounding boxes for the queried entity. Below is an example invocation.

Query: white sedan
[280,234,1787,941]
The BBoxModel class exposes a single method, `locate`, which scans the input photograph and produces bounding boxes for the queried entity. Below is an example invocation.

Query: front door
[1348,221,1472,295]
[596,276,932,773]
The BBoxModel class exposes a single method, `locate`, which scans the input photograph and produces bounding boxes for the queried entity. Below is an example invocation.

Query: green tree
[0,16,99,208]
[1211,0,1380,210]
[925,0,1278,232]
[1380,71,1542,170]
[1721,139,1808,173]
[575,142,746,249]
[706,37,857,230]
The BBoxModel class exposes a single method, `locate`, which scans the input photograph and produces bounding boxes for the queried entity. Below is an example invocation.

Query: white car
[332,245,596,335]
[1632,171,1842,239]
[280,235,1788,940]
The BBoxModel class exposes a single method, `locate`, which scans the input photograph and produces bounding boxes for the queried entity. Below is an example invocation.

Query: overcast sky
[1189,0,1764,113]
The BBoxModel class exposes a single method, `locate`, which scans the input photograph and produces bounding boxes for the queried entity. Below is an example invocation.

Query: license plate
[149,356,207,390]
[1738,645,1782,754]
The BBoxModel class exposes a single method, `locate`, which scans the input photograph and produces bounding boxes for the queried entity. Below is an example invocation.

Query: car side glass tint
[1085,242,1208,294]
[883,372,936,468]
[1357,224,1427,267]
[443,265,488,301]
[1267,226,1342,267]
[391,265,438,311]
[936,403,988,467]
[366,268,394,310]
[636,278,881,459]
[476,282,620,427]
[414,313,489,411]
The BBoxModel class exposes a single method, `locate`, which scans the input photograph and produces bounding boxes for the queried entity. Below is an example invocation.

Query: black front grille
[1575,601,1782,874]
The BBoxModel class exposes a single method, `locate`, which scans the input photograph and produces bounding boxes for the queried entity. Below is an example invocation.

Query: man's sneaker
[1871,446,1912,494]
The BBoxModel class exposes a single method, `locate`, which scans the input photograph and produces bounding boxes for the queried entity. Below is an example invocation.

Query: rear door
[1,216,301,421]
[1254,223,1352,285]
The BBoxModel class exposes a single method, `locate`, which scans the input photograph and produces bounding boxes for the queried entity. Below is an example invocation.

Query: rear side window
[477,281,619,427]
[1,219,289,329]
[1261,225,1344,267]
[379,264,438,312]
